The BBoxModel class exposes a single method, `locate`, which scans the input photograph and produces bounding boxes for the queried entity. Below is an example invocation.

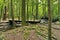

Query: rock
[40,19,48,24]
[55,21,60,25]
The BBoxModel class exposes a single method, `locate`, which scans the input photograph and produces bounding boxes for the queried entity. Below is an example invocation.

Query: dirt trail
[3,30,41,40]
[27,30,40,40]
[4,31,24,40]
[51,24,60,40]
[1,23,60,40]
[39,23,60,40]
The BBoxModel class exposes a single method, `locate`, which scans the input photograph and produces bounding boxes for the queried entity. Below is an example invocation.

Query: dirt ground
[51,24,60,40]
[1,22,60,40]
[39,23,60,40]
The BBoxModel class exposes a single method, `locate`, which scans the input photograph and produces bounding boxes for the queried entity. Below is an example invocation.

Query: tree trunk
[18,1,20,20]
[48,0,52,40]
[58,0,60,21]
[3,6,7,20]
[32,0,34,20]
[42,0,46,18]
[3,0,7,20]
[0,6,3,21]
[26,0,29,25]
[27,0,29,21]
[36,0,38,19]
[11,0,15,27]
[22,0,26,26]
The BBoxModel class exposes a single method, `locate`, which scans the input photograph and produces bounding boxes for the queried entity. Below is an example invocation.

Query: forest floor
[1,22,60,40]
[39,23,60,40]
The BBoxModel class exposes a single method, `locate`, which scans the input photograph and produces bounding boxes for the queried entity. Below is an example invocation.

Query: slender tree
[22,0,26,26]
[36,0,38,19]
[18,2,20,20]
[58,0,60,21]
[7,0,9,19]
[48,0,52,40]
[32,0,34,20]
[0,8,1,21]
[27,0,29,21]
[26,0,29,25]
[3,0,7,20]
[42,0,46,18]
[16,0,21,20]
[11,0,15,27]
[3,6,7,20]
[0,6,3,21]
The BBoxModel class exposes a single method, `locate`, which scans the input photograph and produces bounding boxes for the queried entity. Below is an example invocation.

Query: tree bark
[11,0,15,27]
[58,0,60,21]
[48,0,52,40]
[3,0,7,20]
[26,0,29,25]
[32,0,34,20]
[22,0,26,26]
[36,0,38,19]
[3,6,7,20]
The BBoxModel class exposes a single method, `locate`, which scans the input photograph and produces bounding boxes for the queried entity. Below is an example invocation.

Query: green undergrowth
[0,31,6,40]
